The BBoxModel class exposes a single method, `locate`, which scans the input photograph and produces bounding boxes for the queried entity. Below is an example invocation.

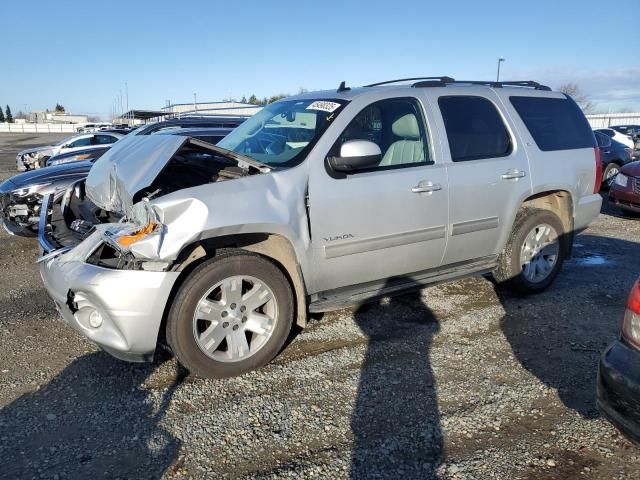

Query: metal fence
[585,113,640,129]
[0,123,79,133]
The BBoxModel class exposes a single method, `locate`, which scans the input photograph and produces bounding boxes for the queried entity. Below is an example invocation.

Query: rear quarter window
[510,96,595,151]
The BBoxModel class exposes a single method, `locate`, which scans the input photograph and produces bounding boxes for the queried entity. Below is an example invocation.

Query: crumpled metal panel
[86,135,187,217]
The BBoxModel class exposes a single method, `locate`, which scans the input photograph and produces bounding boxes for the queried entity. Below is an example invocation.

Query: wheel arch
[519,189,574,256]
[156,233,308,350]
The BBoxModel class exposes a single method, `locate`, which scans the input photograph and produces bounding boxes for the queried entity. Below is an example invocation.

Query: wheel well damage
[165,233,307,332]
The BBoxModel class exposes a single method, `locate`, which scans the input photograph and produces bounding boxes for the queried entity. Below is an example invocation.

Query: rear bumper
[574,193,602,231]
[597,341,640,444]
[38,230,180,362]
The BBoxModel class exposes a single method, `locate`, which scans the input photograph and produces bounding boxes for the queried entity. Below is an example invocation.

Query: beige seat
[379,113,424,166]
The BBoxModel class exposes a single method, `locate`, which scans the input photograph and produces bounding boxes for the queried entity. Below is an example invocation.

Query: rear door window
[438,96,512,162]
[510,96,595,151]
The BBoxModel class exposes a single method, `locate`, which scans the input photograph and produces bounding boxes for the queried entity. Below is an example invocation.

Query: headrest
[392,114,420,140]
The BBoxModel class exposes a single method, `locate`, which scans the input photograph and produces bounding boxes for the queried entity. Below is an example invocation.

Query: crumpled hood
[4,160,93,189]
[621,160,640,177]
[85,135,188,216]
[18,145,54,157]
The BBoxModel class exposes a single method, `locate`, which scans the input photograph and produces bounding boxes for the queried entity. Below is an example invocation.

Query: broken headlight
[11,182,51,198]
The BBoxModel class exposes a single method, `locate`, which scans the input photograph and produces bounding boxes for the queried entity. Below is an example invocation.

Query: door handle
[411,182,442,194]
[501,169,526,180]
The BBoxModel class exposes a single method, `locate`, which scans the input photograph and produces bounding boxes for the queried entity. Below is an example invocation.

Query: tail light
[624,147,633,161]
[622,279,640,349]
[593,147,603,193]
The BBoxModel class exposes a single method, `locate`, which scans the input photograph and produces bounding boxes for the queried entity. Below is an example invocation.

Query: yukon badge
[323,234,354,242]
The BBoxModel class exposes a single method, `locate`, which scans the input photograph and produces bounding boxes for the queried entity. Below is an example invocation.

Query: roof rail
[364,77,551,91]
[450,80,552,91]
[364,76,455,87]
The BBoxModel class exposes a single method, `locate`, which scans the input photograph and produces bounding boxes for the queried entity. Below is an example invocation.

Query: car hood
[621,160,640,177]
[85,135,189,216]
[1,160,93,190]
[18,145,55,156]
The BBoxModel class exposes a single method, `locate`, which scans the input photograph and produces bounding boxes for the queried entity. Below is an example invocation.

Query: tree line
[0,105,13,123]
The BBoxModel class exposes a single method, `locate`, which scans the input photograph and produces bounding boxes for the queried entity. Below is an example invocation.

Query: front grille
[634,176,640,193]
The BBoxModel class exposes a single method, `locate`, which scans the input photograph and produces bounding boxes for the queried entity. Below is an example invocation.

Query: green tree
[5,105,13,123]
[267,94,287,104]
[0,107,4,123]
[240,95,247,103]
[55,103,65,112]
[248,94,258,104]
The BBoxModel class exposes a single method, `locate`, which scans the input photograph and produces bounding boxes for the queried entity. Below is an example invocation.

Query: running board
[308,256,497,313]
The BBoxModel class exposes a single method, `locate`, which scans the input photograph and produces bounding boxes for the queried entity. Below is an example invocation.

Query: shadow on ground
[0,352,184,479]
[350,289,442,479]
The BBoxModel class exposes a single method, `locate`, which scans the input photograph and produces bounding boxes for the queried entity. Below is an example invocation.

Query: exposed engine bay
[43,137,265,269]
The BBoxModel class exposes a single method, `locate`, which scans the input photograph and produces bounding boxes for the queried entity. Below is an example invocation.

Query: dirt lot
[0,133,638,479]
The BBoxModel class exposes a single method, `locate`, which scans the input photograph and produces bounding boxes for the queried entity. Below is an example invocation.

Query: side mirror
[328,140,382,172]
[596,134,612,148]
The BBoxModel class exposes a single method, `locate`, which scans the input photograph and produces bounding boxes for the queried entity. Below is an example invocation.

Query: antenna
[337,81,350,92]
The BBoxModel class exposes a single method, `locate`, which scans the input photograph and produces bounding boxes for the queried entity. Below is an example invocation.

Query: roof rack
[449,80,551,91]
[364,76,455,87]
[364,76,551,91]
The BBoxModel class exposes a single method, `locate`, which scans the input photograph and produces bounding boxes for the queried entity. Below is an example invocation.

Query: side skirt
[308,255,498,313]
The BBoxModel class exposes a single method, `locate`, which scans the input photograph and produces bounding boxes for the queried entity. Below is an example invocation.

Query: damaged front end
[40,134,269,270]
[37,134,273,361]
[0,180,51,236]
[16,147,53,171]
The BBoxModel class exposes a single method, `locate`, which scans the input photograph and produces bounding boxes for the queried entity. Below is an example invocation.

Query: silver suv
[38,77,603,378]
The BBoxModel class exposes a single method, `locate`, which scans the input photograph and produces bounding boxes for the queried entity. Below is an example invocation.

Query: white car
[595,128,634,149]
[15,132,123,171]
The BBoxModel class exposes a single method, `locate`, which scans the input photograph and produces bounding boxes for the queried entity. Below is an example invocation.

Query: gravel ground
[0,134,639,479]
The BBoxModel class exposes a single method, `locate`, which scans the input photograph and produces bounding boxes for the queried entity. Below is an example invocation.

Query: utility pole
[496,57,506,82]
[125,82,129,125]
[194,92,198,111]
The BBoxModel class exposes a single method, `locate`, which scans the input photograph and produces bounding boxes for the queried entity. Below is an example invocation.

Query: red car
[609,161,640,214]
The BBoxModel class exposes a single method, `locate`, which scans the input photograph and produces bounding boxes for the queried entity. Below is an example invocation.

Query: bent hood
[85,135,187,216]
[4,160,93,189]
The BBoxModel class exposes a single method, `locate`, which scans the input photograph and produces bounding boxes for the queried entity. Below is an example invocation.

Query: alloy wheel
[519,223,560,283]
[192,275,278,363]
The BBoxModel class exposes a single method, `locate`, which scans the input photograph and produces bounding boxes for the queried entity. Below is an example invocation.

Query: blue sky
[2,0,639,118]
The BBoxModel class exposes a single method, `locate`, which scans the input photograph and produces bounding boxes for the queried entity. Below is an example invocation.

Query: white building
[161,101,262,117]
[30,111,89,124]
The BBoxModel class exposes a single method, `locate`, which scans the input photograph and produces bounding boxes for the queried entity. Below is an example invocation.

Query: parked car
[595,128,634,149]
[598,278,640,443]
[46,145,112,167]
[595,131,635,188]
[130,116,247,135]
[1,128,232,236]
[16,132,123,171]
[610,125,640,140]
[37,78,602,378]
[609,160,640,215]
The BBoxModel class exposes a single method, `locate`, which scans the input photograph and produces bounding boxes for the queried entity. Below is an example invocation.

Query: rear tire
[493,208,567,293]
[166,251,294,378]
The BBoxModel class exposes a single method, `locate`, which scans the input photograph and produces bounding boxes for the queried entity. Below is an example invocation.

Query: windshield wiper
[187,138,273,173]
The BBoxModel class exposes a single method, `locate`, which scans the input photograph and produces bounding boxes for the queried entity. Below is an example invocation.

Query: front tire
[493,208,567,293]
[602,162,621,190]
[167,251,294,378]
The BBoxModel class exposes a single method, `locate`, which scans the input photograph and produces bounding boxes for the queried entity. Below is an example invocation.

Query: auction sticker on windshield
[306,101,342,113]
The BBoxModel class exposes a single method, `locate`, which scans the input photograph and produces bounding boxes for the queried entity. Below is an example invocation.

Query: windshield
[56,135,80,147]
[216,98,348,168]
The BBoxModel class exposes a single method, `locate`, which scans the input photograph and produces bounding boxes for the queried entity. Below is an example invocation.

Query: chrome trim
[323,226,446,259]
[36,247,72,264]
[451,216,500,236]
